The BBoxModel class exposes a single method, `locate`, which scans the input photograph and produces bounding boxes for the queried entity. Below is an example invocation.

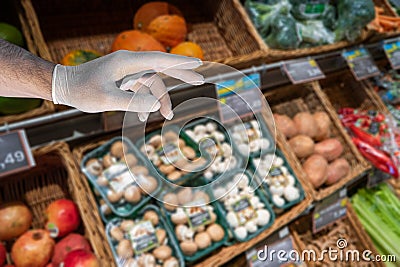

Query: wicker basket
[316,70,389,117]
[16,0,266,69]
[0,100,54,125]
[234,0,373,63]
[291,203,384,267]
[264,82,369,201]
[369,0,400,41]
[0,142,114,265]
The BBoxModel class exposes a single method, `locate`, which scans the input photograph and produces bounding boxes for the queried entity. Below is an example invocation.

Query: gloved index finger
[140,52,203,71]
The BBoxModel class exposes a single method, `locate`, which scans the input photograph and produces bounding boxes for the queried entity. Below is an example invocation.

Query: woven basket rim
[0,100,54,125]
[291,203,384,267]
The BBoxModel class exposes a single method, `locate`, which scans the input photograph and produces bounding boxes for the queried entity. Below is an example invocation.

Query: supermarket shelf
[0,38,395,147]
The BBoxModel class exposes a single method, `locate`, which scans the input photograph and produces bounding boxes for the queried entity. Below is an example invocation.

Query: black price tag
[343,48,379,81]
[185,206,212,230]
[313,188,347,233]
[383,40,400,70]
[216,73,262,123]
[283,59,325,84]
[246,227,300,267]
[367,168,391,188]
[0,130,35,178]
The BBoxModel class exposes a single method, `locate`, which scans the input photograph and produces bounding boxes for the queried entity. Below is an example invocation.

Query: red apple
[46,199,80,238]
[11,229,55,267]
[46,264,53,267]
[63,250,99,267]
[52,233,91,266]
[0,242,6,266]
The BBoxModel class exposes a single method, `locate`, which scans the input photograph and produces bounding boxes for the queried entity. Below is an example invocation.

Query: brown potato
[273,113,298,139]
[303,154,328,189]
[313,112,331,141]
[293,112,317,138]
[314,138,343,161]
[288,135,315,158]
[326,158,350,185]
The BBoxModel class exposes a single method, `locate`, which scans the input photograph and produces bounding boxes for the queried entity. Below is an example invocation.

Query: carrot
[378,15,400,21]
[375,6,385,14]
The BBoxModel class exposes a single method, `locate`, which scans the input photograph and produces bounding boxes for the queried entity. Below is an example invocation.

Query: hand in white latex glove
[51,50,204,120]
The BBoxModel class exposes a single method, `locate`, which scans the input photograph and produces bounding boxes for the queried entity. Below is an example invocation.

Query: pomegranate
[11,229,54,267]
[45,199,80,238]
[63,250,100,267]
[52,234,91,266]
[0,202,32,241]
[0,242,6,266]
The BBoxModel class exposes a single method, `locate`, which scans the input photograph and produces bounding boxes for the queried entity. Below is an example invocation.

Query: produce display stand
[16,0,266,68]
[291,203,384,267]
[0,142,114,265]
[264,82,370,201]
[1,0,400,266]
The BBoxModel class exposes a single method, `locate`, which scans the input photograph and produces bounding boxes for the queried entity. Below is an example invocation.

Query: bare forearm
[0,39,55,100]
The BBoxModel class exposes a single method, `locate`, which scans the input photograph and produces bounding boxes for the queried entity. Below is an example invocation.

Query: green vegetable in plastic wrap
[322,4,337,30]
[335,0,375,42]
[264,15,301,49]
[297,20,334,45]
[245,0,291,34]
[290,0,329,20]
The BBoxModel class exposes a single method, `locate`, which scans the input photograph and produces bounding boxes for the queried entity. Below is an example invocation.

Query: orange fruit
[170,42,204,59]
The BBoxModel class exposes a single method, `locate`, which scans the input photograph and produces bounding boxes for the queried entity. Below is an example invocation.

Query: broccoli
[264,15,301,49]
[335,0,375,42]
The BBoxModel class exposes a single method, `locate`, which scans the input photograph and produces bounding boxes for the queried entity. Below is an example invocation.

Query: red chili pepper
[350,125,382,147]
[352,137,399,178]
[374,113,385,122]
[338,108,355,115]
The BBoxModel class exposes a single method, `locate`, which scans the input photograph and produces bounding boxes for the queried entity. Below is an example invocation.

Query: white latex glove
[51,50,204,120]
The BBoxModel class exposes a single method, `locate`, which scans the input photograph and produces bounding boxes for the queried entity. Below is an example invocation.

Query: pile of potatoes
[141,131,207,182]
[108,209,180,267]
[274,112,350,189]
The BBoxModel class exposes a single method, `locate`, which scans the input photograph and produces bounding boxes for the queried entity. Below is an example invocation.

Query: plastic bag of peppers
[339,108,399,178]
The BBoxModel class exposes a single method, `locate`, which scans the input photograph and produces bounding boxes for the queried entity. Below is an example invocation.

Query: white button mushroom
[287,175,295,186]
[259,138,270,150]
[273,157,284,167]
[204,170,214,180]
[283,186,300,202]
[245,220,258,233]
[206,122,217,132]
[269,184,284,196]
[250,196,260,207]
[272,194,285,207]
[256,209,271,226]
[234,226,248,240]
[194,125,207,135]
[226,212,239,228]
